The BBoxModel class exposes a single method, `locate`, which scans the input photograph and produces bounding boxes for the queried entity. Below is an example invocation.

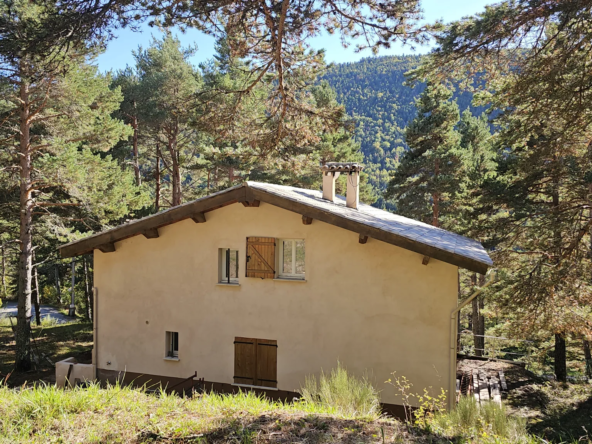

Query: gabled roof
[59,181,493,274]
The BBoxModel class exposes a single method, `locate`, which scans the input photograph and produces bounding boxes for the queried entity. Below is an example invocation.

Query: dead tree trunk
[16,75,33,372]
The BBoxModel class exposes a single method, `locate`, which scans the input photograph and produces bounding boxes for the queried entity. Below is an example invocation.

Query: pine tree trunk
[477,274,486,354]
[55,264,61,304]
[83,257,92,321]
[69,259,76,317]
[33,252,40,326]
[168,138,182,206]
[583,339,592,379]
[432,159,440,227]
[551,175,567,381]
[472,298,484,356]
[16,75,33,372]
[132,113,141,186]
[155,143,161,212]
[1,242,6,298]
[456,270,461,351]
[470,273,485,356]
[554,333,567,382]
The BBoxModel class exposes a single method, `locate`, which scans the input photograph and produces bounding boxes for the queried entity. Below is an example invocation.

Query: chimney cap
[321,162,364,173]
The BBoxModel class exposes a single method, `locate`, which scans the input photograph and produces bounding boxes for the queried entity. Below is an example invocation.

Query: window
[234,337,277,388]
[166,331,179,358]
[219,248,239,284]
[246,237,276,279]
[278,239,305,279]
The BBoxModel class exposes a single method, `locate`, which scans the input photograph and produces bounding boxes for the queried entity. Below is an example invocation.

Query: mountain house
[58,163,493,413]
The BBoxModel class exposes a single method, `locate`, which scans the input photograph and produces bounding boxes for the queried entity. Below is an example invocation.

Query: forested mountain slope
[323,55,482,194]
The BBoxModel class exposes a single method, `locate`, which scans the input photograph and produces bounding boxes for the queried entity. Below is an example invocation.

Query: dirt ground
[0,320,93,387]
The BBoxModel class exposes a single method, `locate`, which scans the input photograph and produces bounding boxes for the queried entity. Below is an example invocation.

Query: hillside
[323,56,483,196]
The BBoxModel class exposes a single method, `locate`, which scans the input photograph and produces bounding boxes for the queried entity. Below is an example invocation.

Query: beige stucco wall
[94,201,458,405]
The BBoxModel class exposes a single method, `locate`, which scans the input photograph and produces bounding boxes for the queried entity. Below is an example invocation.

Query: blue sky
[96,0,497,72]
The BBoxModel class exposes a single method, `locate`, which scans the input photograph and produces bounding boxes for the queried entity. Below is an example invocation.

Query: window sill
[217,282,240,287]
[274,277,306,283]
[232,383,278,391]
[164,356,180,362]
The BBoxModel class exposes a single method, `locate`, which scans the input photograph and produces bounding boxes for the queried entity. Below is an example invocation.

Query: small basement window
[219,248,239,284]
[166,331,179,358]
[278,239,305,279]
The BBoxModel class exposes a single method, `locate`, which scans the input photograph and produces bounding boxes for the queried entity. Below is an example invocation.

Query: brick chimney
[321,162,364,209]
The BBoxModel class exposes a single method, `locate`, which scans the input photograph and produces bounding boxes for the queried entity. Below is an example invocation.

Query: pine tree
[135,33,203,206]
[455,109,495,356]
[424,0,592,379]
[0,3,145,370]
[385,82,461,228]
[111,68,144,186]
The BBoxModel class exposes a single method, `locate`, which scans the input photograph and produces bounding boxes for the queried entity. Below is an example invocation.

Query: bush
[428,396,533,443]
[298,362,380,418]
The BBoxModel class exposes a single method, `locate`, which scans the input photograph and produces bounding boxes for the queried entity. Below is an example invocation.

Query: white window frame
[166,331,179,358]
[277,239,305,279]
[219,248,239,284]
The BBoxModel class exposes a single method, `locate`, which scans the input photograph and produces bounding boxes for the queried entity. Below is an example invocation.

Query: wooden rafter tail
[422,256,430,265]
[359,234,368,244]
[191,212,206,223]
[248,187,489,274]
[98,243,115,253]
[302,216,312,225]
[59,185,245,258]
[142,228,159,239]
[241,200,260,207]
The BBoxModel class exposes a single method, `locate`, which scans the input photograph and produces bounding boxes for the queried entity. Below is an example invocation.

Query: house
[59,163,492,412]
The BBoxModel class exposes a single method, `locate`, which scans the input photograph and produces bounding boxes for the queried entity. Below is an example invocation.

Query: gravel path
[0,301,74,324]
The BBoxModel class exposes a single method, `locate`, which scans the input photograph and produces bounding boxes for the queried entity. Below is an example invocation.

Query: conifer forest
[1,0,592,416]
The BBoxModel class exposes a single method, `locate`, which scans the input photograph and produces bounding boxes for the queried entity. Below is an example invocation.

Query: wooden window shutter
[234,337,256,385]
[233,337,278,388]
[246,237,275,279]
[256,339,278,388]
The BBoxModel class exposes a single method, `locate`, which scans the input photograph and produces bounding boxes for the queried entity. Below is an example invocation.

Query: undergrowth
[424,396,536,443]
[299,361,380,418]
[0,367,584,443]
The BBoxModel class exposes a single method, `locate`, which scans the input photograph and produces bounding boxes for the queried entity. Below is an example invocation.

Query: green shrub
[428,396,533,443]
[299,362,380,418]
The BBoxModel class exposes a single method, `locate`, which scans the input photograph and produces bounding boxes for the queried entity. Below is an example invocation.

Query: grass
[423,396,535,443]
[0,383,399,443]
[0,382,556,444]
[299,361,381,418]
[1,321,590,443]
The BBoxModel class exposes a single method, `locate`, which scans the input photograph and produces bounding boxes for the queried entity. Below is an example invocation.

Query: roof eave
[59,184,249,258]
[59,182,490,274]
[248,186,490,274]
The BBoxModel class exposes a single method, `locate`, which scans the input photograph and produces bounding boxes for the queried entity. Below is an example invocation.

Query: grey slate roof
[247,181,493,269]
